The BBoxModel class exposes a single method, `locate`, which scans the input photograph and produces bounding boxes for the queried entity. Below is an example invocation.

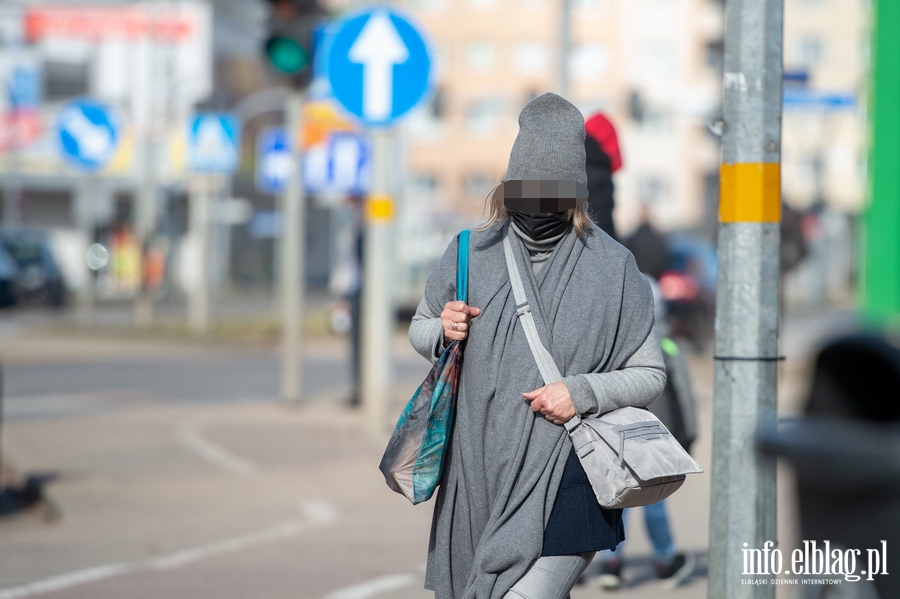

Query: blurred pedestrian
[624,204,670,280]
[408,93,666,599]
[584,112,623,241]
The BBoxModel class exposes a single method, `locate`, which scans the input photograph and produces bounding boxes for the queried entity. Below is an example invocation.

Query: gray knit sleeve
[409,295,446,363]
[562,324,667,416]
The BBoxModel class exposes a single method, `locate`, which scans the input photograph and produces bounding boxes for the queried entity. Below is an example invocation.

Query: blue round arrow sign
[325,8,433,127]
[55,98,120,172]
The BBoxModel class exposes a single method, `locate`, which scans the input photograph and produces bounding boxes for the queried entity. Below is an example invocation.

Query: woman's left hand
[522,382,577,425]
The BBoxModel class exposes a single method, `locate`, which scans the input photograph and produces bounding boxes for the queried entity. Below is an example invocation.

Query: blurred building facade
[781,0,870,307]
[782,0,869,214]
[398,0,725,238]
[0,0,876,312]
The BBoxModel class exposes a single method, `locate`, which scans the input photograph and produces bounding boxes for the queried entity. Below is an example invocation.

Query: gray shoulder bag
[503,233,703,509]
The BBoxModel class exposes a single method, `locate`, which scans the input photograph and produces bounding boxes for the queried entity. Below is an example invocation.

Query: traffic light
[264,0,322,87]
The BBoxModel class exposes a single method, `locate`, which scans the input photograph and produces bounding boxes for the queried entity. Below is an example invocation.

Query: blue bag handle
[456,230,470,303]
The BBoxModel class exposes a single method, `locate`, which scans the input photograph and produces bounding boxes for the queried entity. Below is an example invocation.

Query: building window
[467,0,499,9]
[465,98,506,134]
[798,37,824,65]
[640,110,672,135]
[572,0,609,13]
[639,44,675,80]
[465,41,497,72]
[705,41,724,71]
[516,0,548,8]
[463,172,494,199]
[568,44,610,82]
[409,174,441,204]
[512,42,550,75]
[409,0,449,11]
[638,176,669,204]
[43,60,89,100]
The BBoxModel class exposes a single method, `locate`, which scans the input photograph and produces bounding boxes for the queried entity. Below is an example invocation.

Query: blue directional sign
[324,8,433,127]
[783,90,855,111]
[7,65,41,109]
[304,132,371,195]
[256,127,293,194]
[188,113,241,173]
[55,98,120,172]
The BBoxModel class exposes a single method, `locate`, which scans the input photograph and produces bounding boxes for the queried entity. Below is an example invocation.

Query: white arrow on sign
[60,106,113,162]
[348,11,409,121]
[261,151,293,186]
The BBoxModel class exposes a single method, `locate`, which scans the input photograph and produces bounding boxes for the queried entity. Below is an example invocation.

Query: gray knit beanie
[503,93,587,187]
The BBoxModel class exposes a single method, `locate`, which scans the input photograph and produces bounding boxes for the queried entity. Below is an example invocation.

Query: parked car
[0,228,66,308]
[659,233,717,350]
[0,242,18,307]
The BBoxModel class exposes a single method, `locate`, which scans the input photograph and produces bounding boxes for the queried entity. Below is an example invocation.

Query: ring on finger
[452,322,458,331]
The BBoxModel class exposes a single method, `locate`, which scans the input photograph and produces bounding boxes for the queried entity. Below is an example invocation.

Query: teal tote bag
[379,230,470,504]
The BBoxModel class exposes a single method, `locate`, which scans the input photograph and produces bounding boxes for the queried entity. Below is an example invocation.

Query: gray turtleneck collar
[509,219,570,270]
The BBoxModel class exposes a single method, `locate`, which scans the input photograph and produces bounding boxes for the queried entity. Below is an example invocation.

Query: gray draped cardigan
[409,221,661,599]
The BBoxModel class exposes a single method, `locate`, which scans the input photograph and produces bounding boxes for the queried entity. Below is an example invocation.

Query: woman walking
[408,93,666,599]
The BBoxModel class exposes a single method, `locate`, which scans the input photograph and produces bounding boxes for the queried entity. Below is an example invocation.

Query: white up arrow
[348,11,409,121]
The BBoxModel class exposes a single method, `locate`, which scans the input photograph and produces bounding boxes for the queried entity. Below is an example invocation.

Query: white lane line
[0,501,339,599]
[0,564,131,599]
[177,420,256,474]
[148,521,305,571]
[300,499,339,526]
[324,574,418,599]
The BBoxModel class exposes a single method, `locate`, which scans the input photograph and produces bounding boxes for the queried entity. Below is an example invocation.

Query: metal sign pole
[188,175,211,335]
[558,0,571,98]
[361,129,395,436]
[280,92,306,403]
[75,174,97,324]
[708,0,783,596]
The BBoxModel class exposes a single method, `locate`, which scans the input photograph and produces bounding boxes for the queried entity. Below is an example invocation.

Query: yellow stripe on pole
[719,163,781,223]
[365,195,394,222]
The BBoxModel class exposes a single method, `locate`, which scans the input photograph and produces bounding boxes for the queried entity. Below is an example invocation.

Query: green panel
[865,0,900,321]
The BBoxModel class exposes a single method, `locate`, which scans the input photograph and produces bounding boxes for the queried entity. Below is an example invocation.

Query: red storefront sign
[24,6,195,42]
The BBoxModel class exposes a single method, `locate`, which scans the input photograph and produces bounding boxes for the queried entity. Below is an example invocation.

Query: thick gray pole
[708,0,783,597]
[361,130,396,436]
[280,93,306,403]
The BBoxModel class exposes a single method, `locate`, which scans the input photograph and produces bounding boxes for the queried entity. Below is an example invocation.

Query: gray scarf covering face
[421,220,654,599]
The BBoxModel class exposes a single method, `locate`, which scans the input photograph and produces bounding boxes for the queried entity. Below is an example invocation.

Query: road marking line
[324,574,418,599]
[177,420,256,474]
[0,564,131,599]
[149,522,305,570]
[300,500,339,525]
[0,501,339,599]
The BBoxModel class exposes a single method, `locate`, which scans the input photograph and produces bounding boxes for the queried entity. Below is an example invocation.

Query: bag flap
[581,407,703,479]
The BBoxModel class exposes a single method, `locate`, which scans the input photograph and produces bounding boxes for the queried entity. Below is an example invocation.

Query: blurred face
[499,179,588,213]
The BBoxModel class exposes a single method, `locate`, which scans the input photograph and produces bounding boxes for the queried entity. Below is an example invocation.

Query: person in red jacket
[584,113,623,241]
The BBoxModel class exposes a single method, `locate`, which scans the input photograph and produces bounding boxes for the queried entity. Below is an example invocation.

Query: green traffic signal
[265,36,310,74]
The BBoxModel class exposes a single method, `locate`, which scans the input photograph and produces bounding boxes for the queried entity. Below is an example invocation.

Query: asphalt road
[1,339,432,423]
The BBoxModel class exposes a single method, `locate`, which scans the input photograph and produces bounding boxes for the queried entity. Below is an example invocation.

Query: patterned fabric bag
[379,230,470,505]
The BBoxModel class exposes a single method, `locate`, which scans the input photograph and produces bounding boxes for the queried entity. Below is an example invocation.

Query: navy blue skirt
[541,447,624,556]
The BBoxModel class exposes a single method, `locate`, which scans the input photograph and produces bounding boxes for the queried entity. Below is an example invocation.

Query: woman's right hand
[441,301,482,344]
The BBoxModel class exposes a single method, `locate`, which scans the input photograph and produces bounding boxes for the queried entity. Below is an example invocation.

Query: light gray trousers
[503,552,595,599]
